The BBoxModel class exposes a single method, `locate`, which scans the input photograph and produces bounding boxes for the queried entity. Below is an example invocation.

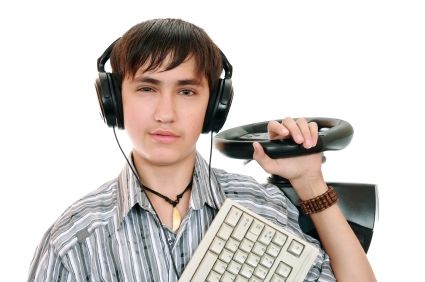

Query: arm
[28,227,72,282]
[253,118,376,282]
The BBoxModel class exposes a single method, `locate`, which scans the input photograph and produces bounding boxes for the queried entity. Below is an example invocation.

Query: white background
[1,0,424,281]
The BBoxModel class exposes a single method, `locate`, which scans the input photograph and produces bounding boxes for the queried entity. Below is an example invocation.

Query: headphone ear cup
[202,78,233,133]
[95,72,124,129]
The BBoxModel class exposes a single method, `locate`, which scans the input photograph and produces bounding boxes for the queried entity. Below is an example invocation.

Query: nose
[153,93,176,124]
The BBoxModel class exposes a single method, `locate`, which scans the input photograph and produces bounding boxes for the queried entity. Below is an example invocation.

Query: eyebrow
[135,76,203,86]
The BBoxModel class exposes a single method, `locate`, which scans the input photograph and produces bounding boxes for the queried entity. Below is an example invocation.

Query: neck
[132,151,196,198]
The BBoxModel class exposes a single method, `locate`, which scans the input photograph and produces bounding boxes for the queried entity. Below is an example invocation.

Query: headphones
[95,39,234,133]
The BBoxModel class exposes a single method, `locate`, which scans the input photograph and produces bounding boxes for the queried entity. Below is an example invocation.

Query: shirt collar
[116,151,226,225]
[190,152,226,210]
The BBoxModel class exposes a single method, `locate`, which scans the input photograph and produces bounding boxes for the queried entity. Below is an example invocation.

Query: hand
[252,117,325,192]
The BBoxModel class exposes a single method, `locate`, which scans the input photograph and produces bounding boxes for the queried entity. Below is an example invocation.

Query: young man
[28,18,376,281]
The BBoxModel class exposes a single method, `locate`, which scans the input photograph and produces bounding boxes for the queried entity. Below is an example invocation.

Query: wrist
[290,174,328,201]
[299,186,338,215]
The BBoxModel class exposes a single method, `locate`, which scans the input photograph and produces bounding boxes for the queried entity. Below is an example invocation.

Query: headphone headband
[220,50,233,79]
[97,38,121,73]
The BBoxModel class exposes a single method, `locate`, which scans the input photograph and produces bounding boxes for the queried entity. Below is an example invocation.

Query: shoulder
[47,178,119,254]
[213,168,296,226]
[213,168,285,202]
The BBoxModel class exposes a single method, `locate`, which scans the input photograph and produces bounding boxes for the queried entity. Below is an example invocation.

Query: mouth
[149,129,179,143]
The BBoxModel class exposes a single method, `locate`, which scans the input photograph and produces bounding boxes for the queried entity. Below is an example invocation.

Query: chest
[62,207,215,282]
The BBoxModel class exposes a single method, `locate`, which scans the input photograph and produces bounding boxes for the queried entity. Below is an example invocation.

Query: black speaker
[95,39,233,133]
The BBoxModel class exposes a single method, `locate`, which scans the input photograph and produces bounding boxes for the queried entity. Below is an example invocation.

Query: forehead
[132,55,206,82]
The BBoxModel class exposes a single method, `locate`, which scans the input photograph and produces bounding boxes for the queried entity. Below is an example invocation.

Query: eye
[138,86,155,93]
[178,89,196,96]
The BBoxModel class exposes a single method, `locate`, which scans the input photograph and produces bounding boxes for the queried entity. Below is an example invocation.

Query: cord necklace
[142,180,193,232]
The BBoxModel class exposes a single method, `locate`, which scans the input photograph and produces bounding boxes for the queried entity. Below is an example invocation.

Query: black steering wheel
[214,117,353,159]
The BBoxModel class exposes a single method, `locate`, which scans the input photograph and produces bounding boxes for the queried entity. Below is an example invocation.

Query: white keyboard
[179,199,319,282]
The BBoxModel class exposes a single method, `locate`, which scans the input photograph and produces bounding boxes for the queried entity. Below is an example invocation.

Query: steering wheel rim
[214,117,354,159]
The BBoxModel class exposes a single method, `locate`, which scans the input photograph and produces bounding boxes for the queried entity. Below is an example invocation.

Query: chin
[138,147,195,167]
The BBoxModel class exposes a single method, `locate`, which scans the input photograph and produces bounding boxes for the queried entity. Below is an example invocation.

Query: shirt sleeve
[28,227,73,282]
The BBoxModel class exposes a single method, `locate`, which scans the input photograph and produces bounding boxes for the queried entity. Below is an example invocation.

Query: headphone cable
[112,128,181,279]
[209,130,220,208]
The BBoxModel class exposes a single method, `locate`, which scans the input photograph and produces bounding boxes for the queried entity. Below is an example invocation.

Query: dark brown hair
[110,18,223,91]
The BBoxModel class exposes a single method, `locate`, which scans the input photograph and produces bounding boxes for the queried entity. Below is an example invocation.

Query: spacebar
[191,251,218,281]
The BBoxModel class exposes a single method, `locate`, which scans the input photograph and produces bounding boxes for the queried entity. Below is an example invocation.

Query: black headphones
[95,39,234,133]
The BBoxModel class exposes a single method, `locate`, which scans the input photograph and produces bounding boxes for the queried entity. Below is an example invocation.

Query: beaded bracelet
[299,186,338,215]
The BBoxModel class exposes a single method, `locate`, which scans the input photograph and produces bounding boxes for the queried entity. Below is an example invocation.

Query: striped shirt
[28,152,335,281]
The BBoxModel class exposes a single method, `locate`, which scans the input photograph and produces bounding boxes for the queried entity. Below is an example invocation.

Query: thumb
[252,142,275,173]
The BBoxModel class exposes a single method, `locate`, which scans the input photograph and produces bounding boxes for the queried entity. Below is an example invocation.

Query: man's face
[122,56,210,166]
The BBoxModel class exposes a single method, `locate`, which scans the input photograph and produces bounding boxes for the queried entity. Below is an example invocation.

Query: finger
[309,121,319,147]
[281,117,303,144]
[296,118,313,148]
[267,120,289,140]
[252,142,276,173]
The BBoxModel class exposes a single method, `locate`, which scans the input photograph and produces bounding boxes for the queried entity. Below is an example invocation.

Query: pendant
[172,207,181,232]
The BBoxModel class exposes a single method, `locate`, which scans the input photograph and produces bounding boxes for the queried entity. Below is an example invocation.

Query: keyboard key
[270,274,286,282]
[272,232,288,247]
[225,238,240,253]
[248,276,262,282]
[239,264,254,278]
[245,231,258,242]
[235,275,248,282]
[249,219,264,236]
[225,207,242,227]
[276,262,292,278]
[206,271,221,282]
[266,242,281,258]
[252,242,266,256]
[233,249,248,264]
[190,251,218,281]
[219,249,234,264]
[248,276,264,282]
[253,264,268,279]
[260,253,275,268]
[288,240,305,257]
[213,259,227,274]
[246,253,260,268]
[258,226,275,245]
[232,213,253,241]
[227,260,242,275]
[221,271,236,282]
[218,223,233,240]
[210,237,226,254]
[239,238,254,253]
